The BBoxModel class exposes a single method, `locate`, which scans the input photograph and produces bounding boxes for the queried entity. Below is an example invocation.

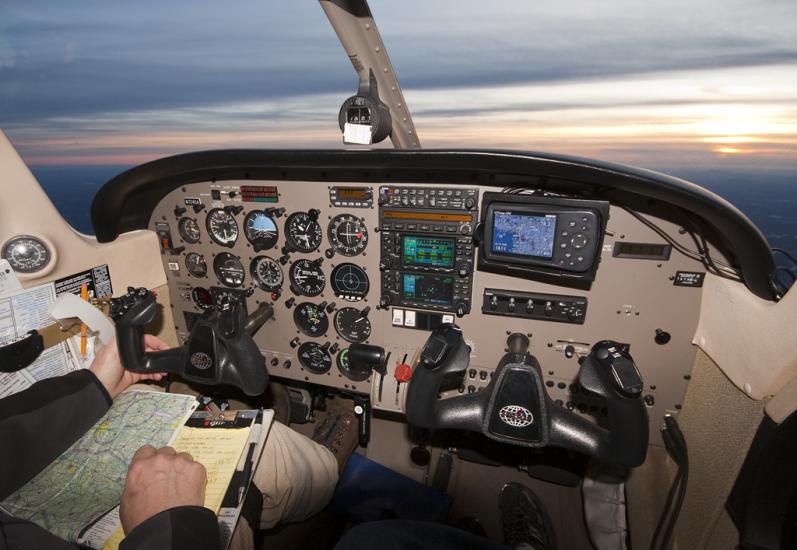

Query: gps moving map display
[402,273,454,307]
[403,236,455,268]
[492,211,556,259]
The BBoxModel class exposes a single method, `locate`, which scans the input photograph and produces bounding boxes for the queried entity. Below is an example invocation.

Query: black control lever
[110,287,274,396]
[406,325,648,467]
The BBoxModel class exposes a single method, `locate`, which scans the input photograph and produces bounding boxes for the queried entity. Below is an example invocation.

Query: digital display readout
[402,273,454,306]
[491,211,557,259]
[402,236,455,268]
[240,185,279,203]
[337,188,370,200]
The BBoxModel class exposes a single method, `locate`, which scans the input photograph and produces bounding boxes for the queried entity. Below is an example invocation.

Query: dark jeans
[335,520,512,550]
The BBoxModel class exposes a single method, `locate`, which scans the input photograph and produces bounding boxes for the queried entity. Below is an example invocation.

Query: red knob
[395,363,413,383]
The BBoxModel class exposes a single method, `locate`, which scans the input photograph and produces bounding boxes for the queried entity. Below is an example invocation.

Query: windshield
[1,0,795,264]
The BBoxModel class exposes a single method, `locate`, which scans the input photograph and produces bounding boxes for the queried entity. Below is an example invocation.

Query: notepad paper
[102,424,251,550]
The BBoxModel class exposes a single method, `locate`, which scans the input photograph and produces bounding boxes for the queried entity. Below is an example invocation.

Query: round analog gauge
[328,214,368,256]
[293,302,329,337]
[213,252,245,287]
[250,256,283,292]
[185,252,208,277]
[2,236,51,274]
[297,342,332,374]
[244,211,279,251]
[211,287,247,312]
[334,307,371,343]
[206,208,239,247]
[178,217,201,244]
[285,211,323,252]
[330,263,369,301]
[289,258,325,297]
[336,347,371,382]
[191,287,214,310]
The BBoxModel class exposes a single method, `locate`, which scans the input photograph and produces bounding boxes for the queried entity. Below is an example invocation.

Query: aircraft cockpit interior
[1,2,796,550]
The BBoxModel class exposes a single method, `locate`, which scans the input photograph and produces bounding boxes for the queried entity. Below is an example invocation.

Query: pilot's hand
[120,445,208,534]
[90,335,169,399]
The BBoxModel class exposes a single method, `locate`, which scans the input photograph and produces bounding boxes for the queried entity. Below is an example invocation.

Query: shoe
[311,409,359,474]
[500,482,557,550]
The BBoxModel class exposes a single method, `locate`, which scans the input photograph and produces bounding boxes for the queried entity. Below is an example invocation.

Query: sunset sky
[1,0,795,174]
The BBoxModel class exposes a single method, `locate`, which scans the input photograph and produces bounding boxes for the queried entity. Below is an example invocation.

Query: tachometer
[213,252,245,287]
[293,302,329,337]
[2,235,51,274]
[285,210,322,252]
[244,211,279,251]
[297,342,332,374]
[185,252,208,277]
[178,217,201,244]
[206,208,239,247]
[289,258,325,296]
[334,306,371,343]
[328,214,368,256]
[250,256,283,292]
[330,263,369,301]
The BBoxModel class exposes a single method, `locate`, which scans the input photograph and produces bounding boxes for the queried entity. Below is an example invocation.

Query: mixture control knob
[464,196,476,210]
[395,363,413,384]
[379,295,392,308]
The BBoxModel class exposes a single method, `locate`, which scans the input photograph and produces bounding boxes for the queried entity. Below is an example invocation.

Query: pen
[79,284,88,356]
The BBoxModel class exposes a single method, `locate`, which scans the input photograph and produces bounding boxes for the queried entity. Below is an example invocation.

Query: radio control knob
[455,301,469,317]
[379,258,392,271]
[378,193,389,206]
[464,197,476,210]
[456,261,471,277]
[379,295,392,308]
[460,224,472,235]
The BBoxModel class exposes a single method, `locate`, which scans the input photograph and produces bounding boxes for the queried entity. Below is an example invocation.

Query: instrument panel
[150,180,710,445]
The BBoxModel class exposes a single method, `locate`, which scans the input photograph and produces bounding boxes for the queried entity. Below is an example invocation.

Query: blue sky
[0,0,795,172]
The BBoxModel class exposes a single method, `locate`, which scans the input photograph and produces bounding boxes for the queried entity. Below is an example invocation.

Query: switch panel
[481,288,587,324]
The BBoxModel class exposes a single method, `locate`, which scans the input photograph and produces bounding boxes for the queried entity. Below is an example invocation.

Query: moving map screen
[491,211,557,259]
[402,273,454,306]
[402,236,455,268]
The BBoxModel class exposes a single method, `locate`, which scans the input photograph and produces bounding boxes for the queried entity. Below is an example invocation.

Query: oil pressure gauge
[2,236,51,274]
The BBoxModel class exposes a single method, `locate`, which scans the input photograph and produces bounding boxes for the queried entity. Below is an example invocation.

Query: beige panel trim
[766,373,797,423]
[693,273,797,399]
[0,130,166,295]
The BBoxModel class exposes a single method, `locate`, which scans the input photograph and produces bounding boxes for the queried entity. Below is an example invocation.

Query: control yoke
[110,287,273,396]
[406,324,648,467]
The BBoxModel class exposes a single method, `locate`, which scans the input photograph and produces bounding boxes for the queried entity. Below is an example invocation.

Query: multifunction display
[379,186,478,316]
[491,211,557,259]
[403,236,456,268]
[402,273,454,307]
[479,192,609,282]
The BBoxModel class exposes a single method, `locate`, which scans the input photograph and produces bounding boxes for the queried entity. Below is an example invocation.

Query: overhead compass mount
[320,0,421,149]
